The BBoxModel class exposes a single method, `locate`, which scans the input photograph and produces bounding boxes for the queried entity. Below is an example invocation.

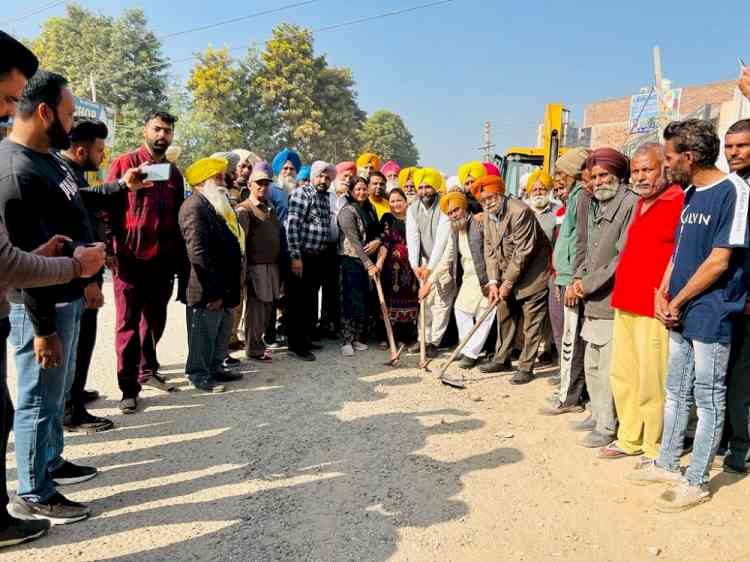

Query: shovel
[437,305,496,389]
[374,276,403,366]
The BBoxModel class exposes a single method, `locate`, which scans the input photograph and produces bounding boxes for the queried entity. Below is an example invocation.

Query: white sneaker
[341,344,354,357]
[352,341,369,351]
[656,481,710,512]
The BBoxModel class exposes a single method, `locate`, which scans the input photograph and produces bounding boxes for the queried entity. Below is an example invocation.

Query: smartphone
[141,163,170,182]
[740,57,747,69]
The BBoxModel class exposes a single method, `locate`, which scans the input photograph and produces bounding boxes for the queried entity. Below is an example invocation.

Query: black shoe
[82,389,100,404]
[192,378,225,393]
[510,370,535,385]
[222,356,241,368]
[213,369,243,382]
[479,360,513,374]
[309,342,323,351]
[425,344,440,358]
[51,461,98,485]
[456,355,477,369]
[290,349,316,361]
[0,517,50,547]
[64,411,114,433]
[8,492,90,525]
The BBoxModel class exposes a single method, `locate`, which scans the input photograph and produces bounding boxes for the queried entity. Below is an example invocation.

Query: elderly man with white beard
[179,157,244,394]
[419,191,496,381]
[571,148,637,449]
[525,170,561,242]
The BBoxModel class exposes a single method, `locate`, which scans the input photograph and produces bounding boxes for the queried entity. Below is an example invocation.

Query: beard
[278,175,297,192]
[146,138,169,156]
[421,193,437,207]
[450,215,470,232]
[529,193,550,210]
[593,181,619,202]
[47,113,71,150]
[386,180,399,193]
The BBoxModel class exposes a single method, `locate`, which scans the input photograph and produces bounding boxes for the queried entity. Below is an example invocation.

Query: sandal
[248,351,273,363]
[598,441,642,459]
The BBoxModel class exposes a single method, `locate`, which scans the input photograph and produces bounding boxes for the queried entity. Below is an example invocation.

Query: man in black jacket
[179,157,243,393]
[0,31,105,546]
[58,118,150,433]
[0,70,105,525]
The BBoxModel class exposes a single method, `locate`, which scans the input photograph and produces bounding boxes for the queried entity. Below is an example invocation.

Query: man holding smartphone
[0,30,105,547]
[103,111,185,414]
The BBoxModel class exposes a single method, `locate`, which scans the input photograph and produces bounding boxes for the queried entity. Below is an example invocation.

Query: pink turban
[483,162,500,177]
[335,161,356,178]
[381,160,401,176]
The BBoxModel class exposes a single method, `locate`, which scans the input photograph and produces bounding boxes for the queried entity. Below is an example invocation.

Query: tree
[359,110,419,167]
[32,3,169,155]
[250,23,365,162]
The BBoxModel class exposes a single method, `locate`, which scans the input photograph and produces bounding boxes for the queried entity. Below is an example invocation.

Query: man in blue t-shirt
[628,119,750,512]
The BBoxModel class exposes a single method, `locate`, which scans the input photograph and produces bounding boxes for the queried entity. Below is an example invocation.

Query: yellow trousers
[609,310,669,458]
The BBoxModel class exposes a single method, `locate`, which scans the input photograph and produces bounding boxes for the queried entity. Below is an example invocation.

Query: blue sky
[4,0,748,172]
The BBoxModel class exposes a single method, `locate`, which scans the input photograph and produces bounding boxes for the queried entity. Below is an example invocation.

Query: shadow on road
[6,349,522,561]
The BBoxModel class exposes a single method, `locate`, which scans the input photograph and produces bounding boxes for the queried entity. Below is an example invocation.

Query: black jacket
[178,192,242,309]
[0,139,97,336]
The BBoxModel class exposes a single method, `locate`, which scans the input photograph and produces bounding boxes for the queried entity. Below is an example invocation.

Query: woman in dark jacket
[337,176,381,357]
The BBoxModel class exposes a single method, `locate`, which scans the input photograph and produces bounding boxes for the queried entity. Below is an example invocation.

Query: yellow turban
[413,167,442,191]
[458,161,487,187]
[185,157,228,188]
[439,191,468,215]
[356,152,380,171]
[526,170,553,193]
[398,166,418,188]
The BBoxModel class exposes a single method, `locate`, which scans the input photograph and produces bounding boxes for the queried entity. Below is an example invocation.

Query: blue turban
[297,165,311,182]
[271,148,302,176]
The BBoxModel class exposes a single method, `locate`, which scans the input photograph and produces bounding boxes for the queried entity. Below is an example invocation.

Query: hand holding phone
[141,163,170,182]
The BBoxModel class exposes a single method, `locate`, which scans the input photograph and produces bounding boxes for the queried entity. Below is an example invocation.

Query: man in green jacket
[540,148,591,416]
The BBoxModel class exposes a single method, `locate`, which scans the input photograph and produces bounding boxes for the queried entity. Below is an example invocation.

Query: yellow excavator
[495,103,570,197]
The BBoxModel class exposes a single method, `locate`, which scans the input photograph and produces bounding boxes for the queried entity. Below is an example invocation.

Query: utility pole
[653,46,667,133]
[89,74,97,103]
[478,121,496,162]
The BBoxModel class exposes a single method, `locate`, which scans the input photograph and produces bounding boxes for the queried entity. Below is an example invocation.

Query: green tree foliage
[30,9,419,168]
[32,3,168,155]
[359,110,420,167]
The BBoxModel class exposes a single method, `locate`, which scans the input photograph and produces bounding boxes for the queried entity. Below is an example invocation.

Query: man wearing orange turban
[477,172,552,386]
[406,167,454,356]
[356,153,380,177]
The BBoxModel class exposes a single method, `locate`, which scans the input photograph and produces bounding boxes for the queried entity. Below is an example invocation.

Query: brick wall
[582,79,737,150]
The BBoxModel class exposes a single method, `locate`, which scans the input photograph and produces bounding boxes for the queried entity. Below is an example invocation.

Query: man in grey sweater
[0,31,105,546]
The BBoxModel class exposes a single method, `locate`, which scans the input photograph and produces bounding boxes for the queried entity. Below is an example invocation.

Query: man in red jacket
[103,111,185,414]
[600,143,684,461]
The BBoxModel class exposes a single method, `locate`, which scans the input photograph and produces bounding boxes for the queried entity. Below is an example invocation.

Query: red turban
[471,175,505,200]
[586,148,629,180]
[336,161,356,178]
[483,162,500,177]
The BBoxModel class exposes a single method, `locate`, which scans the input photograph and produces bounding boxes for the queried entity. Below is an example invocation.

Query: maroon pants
[113,258,174,397]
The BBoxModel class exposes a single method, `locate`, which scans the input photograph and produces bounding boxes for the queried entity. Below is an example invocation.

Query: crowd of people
[2,28,750,547]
